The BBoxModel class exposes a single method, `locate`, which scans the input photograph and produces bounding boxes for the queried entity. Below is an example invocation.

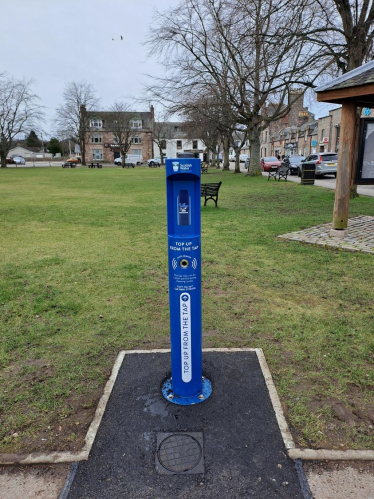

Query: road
[228,161,374,198]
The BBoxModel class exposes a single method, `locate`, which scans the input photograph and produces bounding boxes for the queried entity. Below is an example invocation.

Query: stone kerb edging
[0,348,373,465]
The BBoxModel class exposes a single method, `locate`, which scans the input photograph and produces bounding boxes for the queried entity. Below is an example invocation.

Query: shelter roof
[315,60,374,106]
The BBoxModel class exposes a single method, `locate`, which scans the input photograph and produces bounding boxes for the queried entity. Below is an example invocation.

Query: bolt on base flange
[161,376,212,406]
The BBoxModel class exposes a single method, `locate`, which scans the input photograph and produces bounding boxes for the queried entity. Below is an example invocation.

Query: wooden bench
[62,161,77,168]
[88,163,103,169]
[201,181,222,207]
[201,163,208,174]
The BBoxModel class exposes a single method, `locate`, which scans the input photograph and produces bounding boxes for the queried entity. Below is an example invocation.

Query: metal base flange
[161,377,212,405]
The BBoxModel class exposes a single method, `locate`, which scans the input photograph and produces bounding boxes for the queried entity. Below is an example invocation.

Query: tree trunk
[247,127,261,176]
[1,143,9,167]
[234,151,241,173]
[222,136,230,170]
[80,139,87,166]
[211,150,216,168]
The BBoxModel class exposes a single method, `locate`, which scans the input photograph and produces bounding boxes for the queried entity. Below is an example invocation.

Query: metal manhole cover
[156,432,204,474]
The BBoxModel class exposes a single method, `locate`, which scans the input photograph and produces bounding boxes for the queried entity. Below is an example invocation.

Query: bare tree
[230,128,248,173]
[153,118,175,164]
[305,0,374,74]
[176,97,226,167]
[106,102,140,167]
[147,0,329,176]
[305,0,374,197]
[55,82,99,166]
[0,75,44,168]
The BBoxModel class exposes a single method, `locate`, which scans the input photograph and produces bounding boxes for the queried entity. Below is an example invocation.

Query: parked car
[6,157,16,164]
[260,156,281,171]
[147,156,170,167]
[239,154,249,163]
[114,158,134,167]
[115,154,143,166]
[286,155,305,175]
[229,153,236,161]
[297,152,338,178]
[12,156,26,165]
[66,157,80,164]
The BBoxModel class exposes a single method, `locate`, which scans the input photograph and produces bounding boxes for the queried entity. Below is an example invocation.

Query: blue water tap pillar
[162,158,212,405]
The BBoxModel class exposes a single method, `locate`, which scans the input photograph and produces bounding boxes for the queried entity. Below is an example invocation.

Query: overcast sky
[1,0,337,138]
[1,0,174,136]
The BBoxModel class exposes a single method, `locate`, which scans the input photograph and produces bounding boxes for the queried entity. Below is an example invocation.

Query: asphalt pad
[67,351,304,498]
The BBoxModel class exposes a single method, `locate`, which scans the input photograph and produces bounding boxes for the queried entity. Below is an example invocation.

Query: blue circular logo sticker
[181,294,189,302]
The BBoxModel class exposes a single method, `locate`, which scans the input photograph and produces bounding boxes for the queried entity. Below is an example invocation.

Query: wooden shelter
[315,61,374,234]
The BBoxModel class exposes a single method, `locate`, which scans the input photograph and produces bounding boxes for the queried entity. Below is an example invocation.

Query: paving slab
[304,461,374,499]
[278,215,374,254]
[66,351,305,498]
[0,464,69,499]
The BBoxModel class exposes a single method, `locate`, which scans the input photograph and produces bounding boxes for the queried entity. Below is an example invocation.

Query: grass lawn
[0,166,373,453]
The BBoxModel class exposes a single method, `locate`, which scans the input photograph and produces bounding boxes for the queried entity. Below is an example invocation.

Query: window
[335,126,340,152]
[91,134,102,143]
[321,129,325,141]
[131,149,142,156]
[131,120,142,129]
[177,140,182,149]
[265,131,267,142]
[90,119,102,129]
[131,136,142,144]
[174,126,181,132]
[161,140,166,150]
[112,135,118,144]
[92,149,103,160]
[192,140,198,149]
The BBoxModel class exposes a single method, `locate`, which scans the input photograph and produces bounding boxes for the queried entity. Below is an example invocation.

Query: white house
[8,145,52,158]
[153,122,206,160]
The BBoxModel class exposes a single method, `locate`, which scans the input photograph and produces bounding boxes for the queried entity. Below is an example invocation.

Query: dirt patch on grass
[0,387,103,454]
[283,377,374,450]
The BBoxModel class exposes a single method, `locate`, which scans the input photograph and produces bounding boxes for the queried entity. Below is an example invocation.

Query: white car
[229,153,236,161]
[13,156,26,165]
[114,154,142,167]
[147,156,170,167]
[239,154,249,163]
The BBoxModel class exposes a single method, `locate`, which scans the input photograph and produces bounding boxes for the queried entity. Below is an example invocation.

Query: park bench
[277,163,290,181]
[88,163,103,168]
[201,163,208,174]
[62,161,77,168]
[201,181,222,207]
[267,167,278,180]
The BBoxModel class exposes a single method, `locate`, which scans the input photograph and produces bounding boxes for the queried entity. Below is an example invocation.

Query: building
[153,122,206,160]
[8,145,52,159]
[85,107,154,163]
[260,89,315,158]
[316,107,342,154]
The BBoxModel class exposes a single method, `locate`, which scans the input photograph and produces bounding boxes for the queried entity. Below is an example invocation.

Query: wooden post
[332,101,357,230]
